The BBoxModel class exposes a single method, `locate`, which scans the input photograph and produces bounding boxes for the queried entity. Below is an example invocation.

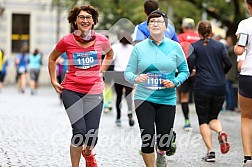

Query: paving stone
[0,87,244,166]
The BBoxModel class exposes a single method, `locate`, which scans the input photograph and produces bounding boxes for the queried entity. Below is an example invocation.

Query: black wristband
[101,70,105,81]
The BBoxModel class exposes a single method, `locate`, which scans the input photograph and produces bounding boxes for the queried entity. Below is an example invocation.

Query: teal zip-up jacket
[124,37,189,105]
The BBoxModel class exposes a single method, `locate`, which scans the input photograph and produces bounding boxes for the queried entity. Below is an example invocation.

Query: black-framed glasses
[77,15,93,21]
[149,20,165,25]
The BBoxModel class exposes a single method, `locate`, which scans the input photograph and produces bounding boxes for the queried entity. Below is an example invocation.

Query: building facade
[0,0,70,85]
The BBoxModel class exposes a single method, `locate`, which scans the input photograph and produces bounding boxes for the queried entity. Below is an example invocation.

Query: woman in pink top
[48,5,113,167]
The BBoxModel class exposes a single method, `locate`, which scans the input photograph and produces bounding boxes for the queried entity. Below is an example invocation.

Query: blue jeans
[226,80,235,110]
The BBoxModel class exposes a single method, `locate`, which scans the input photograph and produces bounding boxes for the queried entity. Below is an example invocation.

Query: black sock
[244,156,252,163]
[181,103,189,120]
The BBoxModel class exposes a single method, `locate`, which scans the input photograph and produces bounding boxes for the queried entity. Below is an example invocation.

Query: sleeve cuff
[131,75,137,84]
[172,79,181,88]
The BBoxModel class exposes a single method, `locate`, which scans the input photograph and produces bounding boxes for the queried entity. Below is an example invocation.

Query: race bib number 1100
[73,51,98,69]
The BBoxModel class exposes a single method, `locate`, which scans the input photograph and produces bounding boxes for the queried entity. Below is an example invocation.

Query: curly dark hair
[197,20,212,46]
[247,0,252,6]
[67,5,99,30]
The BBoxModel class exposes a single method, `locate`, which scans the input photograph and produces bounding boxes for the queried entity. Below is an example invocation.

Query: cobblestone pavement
[0,86,244,167]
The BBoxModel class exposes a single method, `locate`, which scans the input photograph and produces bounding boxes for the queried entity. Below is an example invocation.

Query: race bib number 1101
[143,73,165,89]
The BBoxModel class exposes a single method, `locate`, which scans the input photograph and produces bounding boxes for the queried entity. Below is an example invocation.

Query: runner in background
[177,18,200,130]
[0,49,7,91]
[234,0,252,165]
[15,48,29,93]
[133,0,178,44]
[188,20,231,162]
[112,31,134,127]
[102,35,114,113]
[28,48,42,95]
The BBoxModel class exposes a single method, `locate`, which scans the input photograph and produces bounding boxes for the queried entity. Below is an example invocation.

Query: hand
[135,74,148,83]
[190,69,196,77]
[52,81,64,93]
[162,80,175,88]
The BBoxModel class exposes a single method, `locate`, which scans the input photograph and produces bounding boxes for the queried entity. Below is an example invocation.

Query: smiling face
[148,16,166,36]
[76,11,94,33]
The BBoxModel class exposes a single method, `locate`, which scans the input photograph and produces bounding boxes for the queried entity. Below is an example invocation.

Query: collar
[148,36,165,45]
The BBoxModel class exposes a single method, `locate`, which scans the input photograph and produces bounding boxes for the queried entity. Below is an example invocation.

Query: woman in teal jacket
[125,10,189,167]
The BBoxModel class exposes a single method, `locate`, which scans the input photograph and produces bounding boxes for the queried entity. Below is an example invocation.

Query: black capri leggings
[135,100,175,154]
[62,89,103,147]
[194,91,225,125]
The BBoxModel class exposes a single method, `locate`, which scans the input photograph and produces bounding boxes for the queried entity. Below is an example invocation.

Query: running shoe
[218,131,230,154]
[108,101,113,111]
[115,118,121,126]
[82,150,98,167]
[243,160,252,167]
[103,103,109,113]
[183,124,191,130]
[156,147,167,167]
[202,151,215,162]
[166,131,176,156]
[183,119,192,130]
[128,112,134,126]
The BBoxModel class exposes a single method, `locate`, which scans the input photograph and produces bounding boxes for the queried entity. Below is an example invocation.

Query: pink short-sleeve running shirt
[56,32,111,94]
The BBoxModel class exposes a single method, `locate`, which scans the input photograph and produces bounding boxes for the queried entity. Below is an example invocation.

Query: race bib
[73,51,98,69]
[18,66,26,73]
[143,73,165,89]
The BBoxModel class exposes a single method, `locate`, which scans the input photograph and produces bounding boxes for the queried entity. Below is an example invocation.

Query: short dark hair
[144,0,159,16]
[147,10,168,28]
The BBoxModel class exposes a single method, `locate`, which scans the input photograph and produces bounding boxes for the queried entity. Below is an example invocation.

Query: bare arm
[101,48,114,72]
[234,45,246,55]
[48,48,64,93]
[237,60,244,72]
[234,34,246,55]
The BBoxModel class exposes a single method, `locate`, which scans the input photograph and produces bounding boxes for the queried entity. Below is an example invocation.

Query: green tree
[164,0,248,38]
[52,0,248,38]
[88,0,145,30]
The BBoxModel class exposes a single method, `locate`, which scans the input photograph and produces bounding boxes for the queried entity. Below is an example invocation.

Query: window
[12,14,30,53]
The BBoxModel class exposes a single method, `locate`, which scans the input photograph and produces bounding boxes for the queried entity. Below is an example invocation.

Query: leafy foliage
[52,0,249,37]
